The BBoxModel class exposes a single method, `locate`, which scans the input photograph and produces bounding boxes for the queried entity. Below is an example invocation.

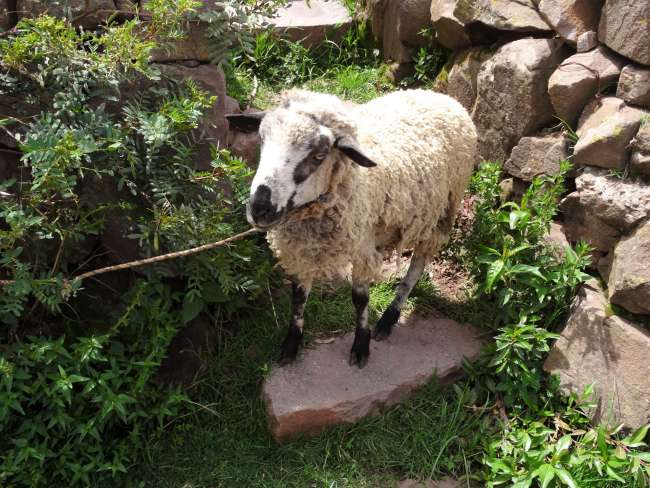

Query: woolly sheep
[227,88,477,368]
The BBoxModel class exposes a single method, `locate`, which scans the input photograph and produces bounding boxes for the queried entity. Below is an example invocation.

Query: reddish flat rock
[272,0,352,47]
[262,313,485,441]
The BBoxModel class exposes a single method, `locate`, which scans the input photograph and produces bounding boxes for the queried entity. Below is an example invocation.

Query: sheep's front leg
[374,253,426,341]
[279,281,311,365]
[349,281,371,368]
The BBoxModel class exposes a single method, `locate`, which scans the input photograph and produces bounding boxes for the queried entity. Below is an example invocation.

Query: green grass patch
[226,19,394,107]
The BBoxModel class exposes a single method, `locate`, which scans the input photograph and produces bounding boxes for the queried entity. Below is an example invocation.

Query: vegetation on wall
[0,3,278,485]
[226,18,394,107]
[467,163,650,487]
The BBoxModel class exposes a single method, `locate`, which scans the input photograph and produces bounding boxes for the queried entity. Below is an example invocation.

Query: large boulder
[262,312,483,441]
[453,0,552,44]
[365,0,432,63]
[156,64,229,171]
[150,23,212,62]
[630,123,650,178]
[538,0,603,46]
[544,221,571,257]
[272,0,352,48]
[573,97,648,170]
[430,0,471,50]
[504,132,570,181]
[598,0,650,66]
[16,0,119,27]
[547,46,625,125]
[444,47,493,112]
[617,65,650,108]
[576,30,598,53]
[472,38,569,162]
[560,167,650,253]
[608,220,650,315]
[545,281,650,429]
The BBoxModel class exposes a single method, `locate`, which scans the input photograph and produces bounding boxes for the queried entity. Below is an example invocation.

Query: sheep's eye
[313,152,327,162]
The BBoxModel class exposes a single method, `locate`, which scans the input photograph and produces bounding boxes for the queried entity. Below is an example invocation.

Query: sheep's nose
[249,185,279,227]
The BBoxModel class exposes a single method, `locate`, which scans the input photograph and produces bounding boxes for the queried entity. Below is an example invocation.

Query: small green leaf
[532,464,555,488]
[623,424,649,447]
[182,294,204,324]
[556,468,578,488]
[486,259,505,291]
[605,465,625,483]
[555,434,572,454]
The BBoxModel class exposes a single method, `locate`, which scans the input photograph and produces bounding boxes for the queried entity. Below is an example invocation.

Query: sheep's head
[227,93,377,230]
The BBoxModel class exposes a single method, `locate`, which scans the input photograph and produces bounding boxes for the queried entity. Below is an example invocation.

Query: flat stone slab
[273,0,352,47]
[262,313,485,441]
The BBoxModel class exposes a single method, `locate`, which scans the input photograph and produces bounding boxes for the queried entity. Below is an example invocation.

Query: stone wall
[261,0,649,437]
[367,0,650,429]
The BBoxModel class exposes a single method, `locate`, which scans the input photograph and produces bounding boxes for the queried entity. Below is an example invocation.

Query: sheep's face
[227,108,377,230]
[246,109,337,229]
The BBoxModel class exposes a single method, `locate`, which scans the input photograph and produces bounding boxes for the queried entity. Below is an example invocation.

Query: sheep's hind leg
[279,281,311,365]
[374,253,426,341]
[349,281,371,368]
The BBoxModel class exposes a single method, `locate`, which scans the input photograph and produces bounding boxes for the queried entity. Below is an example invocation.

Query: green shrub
[399,27,450,87]
[466,163,650,486]
[0,6,276,486]
[468,161,591,410]
[0,282,184,486]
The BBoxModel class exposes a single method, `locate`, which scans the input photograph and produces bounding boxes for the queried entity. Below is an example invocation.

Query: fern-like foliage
[199,0,286,67]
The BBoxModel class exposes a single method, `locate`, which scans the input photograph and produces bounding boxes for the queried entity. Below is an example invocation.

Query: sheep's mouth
[250,209,289,231]
[251,193,332,230]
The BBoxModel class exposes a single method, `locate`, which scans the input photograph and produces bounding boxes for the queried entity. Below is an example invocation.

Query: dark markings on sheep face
[248,184,281,228]
[287,191,297,211]
[292,135,331,185]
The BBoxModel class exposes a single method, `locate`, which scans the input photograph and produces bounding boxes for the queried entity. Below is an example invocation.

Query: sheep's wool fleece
[266,89,478,285]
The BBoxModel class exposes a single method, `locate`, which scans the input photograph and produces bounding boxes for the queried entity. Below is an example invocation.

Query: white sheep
[227,88,477,367]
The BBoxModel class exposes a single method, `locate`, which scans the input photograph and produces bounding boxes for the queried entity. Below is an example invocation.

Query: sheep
[227,88,477,368]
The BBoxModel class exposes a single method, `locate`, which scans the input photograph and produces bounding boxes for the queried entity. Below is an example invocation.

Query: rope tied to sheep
[0,227,260,288]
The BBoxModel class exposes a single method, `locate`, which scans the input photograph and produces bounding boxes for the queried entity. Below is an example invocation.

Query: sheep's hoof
[278,325,302,366]
[349,328,370,368]
[373,305,399,341]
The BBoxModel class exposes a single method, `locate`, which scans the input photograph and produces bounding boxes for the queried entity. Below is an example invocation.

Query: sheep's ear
[335,136,377,168]
[226,112,266,133]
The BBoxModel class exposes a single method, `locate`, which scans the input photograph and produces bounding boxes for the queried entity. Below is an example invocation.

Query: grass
[225,19,395,108]
[133,276,495,487]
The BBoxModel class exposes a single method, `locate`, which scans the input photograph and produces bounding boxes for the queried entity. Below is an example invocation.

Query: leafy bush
[0,6,275,486]
[485,387,650,487]
[468,161,591,410]
[0,282,184,486]
[465,163,650,486]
